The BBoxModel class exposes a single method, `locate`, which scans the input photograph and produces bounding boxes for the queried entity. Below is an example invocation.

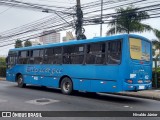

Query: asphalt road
[0,80,160,120]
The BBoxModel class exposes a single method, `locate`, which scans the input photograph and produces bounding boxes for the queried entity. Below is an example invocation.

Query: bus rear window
[129,38,150,61]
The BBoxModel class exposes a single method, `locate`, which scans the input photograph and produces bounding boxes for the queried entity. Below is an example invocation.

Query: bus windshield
[129,38,150,61]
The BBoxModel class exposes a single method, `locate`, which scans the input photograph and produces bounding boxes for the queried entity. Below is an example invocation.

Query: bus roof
[10,34,150,52]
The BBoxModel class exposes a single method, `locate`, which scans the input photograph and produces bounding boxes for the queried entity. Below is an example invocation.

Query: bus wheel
[17,75,26,88]
[61,77,73,95]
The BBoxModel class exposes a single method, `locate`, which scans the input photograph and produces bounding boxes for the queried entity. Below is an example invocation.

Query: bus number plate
[139,86,144,89]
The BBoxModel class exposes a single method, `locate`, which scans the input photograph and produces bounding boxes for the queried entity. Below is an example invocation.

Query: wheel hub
[64,82,70,91]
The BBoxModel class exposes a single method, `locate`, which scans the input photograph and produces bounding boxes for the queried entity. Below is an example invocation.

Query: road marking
[25,98,60,105]
[123,105,130,108]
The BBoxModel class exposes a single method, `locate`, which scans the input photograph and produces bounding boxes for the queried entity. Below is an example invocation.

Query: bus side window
[53,47,62,64]
[107,40,121,64]
[63,46,72,64]
[7,52,18,68]
[18,51,29,64]
[8,57,14,68]
[70,45,84,64]
[30,49,43,64]
[44,48,54,64]
[63,45,84,64]
[44,47,62,64]
[86,42,105,64]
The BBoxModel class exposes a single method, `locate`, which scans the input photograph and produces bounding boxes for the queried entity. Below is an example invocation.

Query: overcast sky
[0,0,159,56]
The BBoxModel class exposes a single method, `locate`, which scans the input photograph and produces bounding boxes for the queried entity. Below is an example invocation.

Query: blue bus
[6,34,152,95]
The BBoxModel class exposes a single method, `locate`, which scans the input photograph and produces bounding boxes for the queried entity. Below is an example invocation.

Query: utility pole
[100,0,103,36]
[115,19,117,34]
[75,0,86,40]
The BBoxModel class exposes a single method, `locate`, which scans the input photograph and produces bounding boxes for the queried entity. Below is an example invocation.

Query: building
[31,39,42,46]
[62,31,75,42]
[39,30,60,44]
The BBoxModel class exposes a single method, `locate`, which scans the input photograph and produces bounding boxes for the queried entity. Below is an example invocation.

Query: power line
[0,0,159,47]
[35,0,75,4]
[0,6,13,15]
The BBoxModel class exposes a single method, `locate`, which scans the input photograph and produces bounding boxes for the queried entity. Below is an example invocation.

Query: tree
[15,39,23,48]
[152,40,160,57]
[152,39,160,88]
[106,6,153,35]
[0,57,6,77]
[152,29,160,57]
[24,40,32,47]
[153,29,160,41]
[0,57,6,67]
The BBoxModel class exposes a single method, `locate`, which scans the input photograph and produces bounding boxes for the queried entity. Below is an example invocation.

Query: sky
[0,0,159,56]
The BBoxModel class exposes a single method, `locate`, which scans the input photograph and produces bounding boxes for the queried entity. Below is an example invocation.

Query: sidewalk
[114,89,160,101]
[0,77,5,81]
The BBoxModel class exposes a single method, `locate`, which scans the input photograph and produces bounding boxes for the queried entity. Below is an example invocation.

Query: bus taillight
[138,80,143,83]
[126,80,133,84]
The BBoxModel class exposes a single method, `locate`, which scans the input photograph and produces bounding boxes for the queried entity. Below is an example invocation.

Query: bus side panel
[90,80,118,92]
[6,66,17,82]
[62,65,122,93]
[73,78,91,91]
[21,74,59,88]
[6,69,15,82]
[73,79,118,92]
[23,75,34,84]
[41,76,59,88]
[20,65,59,87]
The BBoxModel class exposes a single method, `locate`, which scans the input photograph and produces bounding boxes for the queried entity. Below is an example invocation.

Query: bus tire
[60,77,73,95]
[17,75,26,88]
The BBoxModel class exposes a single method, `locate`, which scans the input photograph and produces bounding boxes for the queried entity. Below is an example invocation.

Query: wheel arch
[15,73,22,82]
[59,75,72,88]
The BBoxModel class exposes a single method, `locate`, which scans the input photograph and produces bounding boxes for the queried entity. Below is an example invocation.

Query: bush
[152,70,160,88]
[0,57,6,67]
[0,66,6,77]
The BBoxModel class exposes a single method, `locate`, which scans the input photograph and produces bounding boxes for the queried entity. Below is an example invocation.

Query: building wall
[62,31,75,42]
[39,30,60,44]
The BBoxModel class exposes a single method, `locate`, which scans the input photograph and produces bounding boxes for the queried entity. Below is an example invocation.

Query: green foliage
[153,67,160,72]
[152,40,160,58]
[24,40,32,47]
[15,39,23,48]
[0,66,6,77]
[152,69,160,88]
[0,57,6,77]
[107,6,153,35]
[0,57,6,67]
[153,29,160,41]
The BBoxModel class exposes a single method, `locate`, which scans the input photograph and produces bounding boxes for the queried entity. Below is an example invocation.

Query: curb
[113,92,160,101]
[0,78,6,81]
